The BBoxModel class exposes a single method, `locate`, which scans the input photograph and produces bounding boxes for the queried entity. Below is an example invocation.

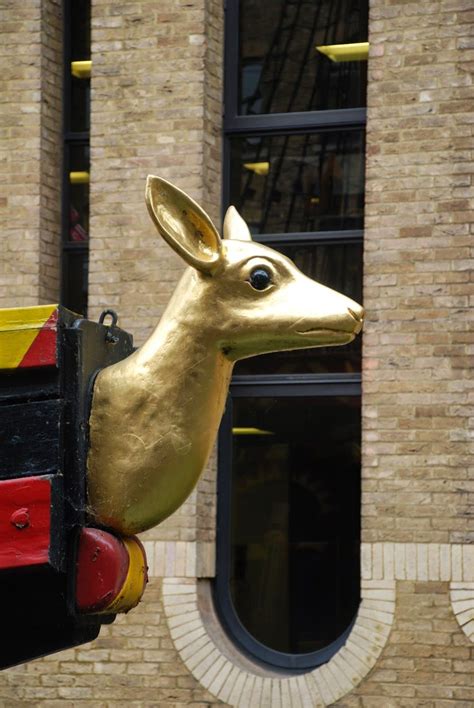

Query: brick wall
[88,0,221,341]
[362,0,473,545]
[0,0,62,308]
[343,0,474,703]
[339,582,474,706]
[87,0,224,595]
[1,0,474,705]
[87,0,223,550]
[38,0,62,304]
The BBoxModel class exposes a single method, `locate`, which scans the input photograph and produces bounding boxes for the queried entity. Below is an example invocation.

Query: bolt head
[10,508,30,529]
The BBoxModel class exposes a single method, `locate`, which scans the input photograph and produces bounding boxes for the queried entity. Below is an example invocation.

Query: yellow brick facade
[0,0,62,308]
[1,0,474,705]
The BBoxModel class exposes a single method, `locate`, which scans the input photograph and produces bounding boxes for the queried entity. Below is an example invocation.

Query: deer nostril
[348,306,364,323]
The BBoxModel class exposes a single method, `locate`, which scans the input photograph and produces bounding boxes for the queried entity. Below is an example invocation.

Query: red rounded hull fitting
[76,528,148,614]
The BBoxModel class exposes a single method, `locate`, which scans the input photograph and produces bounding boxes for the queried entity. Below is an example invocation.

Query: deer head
[86,176,363,535]
[145,176,363,361]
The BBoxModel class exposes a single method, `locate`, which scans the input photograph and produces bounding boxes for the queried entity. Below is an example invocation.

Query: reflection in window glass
[280,242,362,300]
[230,131,365,234]
[239,0,368,115]
[234,241,362,375]
[67,144,89,242]
[230,395,361,654]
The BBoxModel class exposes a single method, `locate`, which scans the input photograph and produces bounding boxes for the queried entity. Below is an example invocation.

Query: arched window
[215,0,368,671]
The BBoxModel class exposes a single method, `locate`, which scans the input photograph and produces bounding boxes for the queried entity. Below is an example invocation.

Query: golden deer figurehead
[86,176,364,535]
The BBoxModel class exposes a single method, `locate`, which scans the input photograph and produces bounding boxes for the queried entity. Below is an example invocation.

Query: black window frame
[214,0,366,672]
[216,376,361,670]
[61,0,90,317]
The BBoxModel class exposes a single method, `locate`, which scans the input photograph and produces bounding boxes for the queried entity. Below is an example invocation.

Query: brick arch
[162,577,395,707]
[450,582,474,644]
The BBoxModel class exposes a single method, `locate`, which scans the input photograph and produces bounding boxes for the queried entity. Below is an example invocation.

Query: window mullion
[255,229,363,246]
[225,108,366,135]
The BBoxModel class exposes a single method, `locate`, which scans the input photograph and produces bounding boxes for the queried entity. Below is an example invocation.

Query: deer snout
[348,304,364,334]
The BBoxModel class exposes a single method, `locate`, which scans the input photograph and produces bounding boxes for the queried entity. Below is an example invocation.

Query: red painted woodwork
[19,309,58,369]
[75,528,130,613]
[0,476,52,569]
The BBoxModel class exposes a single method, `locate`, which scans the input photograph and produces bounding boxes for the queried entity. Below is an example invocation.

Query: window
[215,0,367,670]
[62,1,91,316]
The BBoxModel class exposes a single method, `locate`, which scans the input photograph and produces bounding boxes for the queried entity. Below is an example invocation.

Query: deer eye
[248,267,272,291]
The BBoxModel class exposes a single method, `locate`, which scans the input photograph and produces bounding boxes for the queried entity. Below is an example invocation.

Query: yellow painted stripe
[0,304,57,369]
[103,537,147,614]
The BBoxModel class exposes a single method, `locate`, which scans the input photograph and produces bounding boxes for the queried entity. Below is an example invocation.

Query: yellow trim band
[104,537,147,614]
[0,304,57,369]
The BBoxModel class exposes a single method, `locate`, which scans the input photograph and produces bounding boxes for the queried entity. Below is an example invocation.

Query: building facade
[1,0,474,705]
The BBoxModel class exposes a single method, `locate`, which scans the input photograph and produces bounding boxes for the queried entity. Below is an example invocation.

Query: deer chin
[295,328,356,345]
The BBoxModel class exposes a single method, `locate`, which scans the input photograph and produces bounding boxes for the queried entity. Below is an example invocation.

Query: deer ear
[223,206,253,241]
[146,175,222,273]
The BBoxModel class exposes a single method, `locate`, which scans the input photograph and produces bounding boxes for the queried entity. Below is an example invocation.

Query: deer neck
[134,268,233,388]
[125,268,234,448]
[87,268,234,534]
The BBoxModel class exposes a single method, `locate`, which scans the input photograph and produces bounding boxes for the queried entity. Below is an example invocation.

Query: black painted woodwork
[0,306,133,670]
[0,400,62,479]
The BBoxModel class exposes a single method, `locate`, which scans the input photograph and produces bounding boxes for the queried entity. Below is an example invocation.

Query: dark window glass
[67,1,90,132]
[239,0,368,115]
[62,251,89,316]
[229,130,365,234]
[70,1,90,60]
[229,395,361,654]
[70,79,90,133]
[234,241,362,375]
